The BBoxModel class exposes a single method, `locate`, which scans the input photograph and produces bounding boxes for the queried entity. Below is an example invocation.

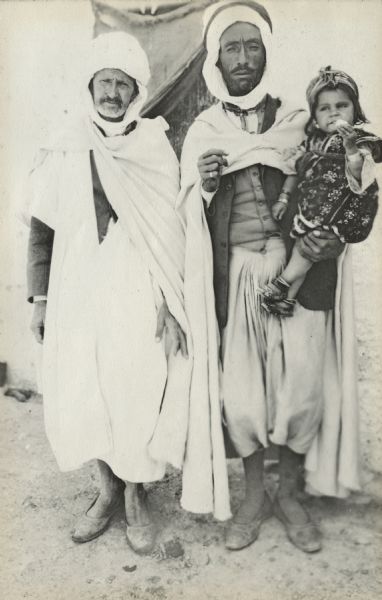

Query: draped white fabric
[179,101,361,497]
[202,1,275,109]
[84,31,150,136]
[28,114,231,520]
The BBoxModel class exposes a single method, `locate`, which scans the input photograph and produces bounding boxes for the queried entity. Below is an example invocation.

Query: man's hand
[297,229,345,263]
[155,301,188,358]
[31,301,47,344]
[197,148,228,193]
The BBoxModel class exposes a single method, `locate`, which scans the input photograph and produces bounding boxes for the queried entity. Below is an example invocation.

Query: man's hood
[84,31,150,136]
[202,0,275,109]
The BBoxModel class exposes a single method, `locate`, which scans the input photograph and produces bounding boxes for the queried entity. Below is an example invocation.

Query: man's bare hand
[155,301,188,358]
[31,301,47,344]
[197,148,228,193]
[297,229,345,263]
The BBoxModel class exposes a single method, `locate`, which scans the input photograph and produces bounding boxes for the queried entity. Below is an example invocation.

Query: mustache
[101,96,122,107]
[231,66,256,75]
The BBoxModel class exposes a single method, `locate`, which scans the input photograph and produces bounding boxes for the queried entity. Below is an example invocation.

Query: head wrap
[84,31,150,136]
[202,0,274,109]
[306,66,359,112]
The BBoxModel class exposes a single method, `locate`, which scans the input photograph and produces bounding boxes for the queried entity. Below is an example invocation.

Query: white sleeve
[28,150,62,229]
[282,145,306,175]
[345,149,376,194]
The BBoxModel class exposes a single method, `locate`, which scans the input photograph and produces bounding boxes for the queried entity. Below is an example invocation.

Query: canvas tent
[91,0,214,155]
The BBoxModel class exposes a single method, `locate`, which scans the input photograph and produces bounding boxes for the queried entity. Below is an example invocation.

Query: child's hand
[272,200,288,221]
[336,121,358,151]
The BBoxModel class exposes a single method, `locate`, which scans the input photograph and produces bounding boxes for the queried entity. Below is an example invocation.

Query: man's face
[91,68,137,120]
[218,22,266,96]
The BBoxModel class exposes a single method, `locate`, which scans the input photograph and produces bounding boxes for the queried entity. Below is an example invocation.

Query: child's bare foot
[261,275,291,302]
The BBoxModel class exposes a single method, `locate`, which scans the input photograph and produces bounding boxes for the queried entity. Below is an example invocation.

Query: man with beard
[179,0,360,553]
[27,31,230,554]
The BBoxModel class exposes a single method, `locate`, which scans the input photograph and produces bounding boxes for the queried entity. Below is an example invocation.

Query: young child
[261,66,381,316]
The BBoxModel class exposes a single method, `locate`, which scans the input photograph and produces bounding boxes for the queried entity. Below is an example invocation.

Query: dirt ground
[1,389,381,600]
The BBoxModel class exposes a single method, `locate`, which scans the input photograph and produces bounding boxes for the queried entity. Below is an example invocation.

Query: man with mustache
[26,31,230,554]
[180,0,359,553]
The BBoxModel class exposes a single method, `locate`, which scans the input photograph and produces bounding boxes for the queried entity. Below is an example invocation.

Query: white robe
[27,115,231,519]
[179,101,361,498]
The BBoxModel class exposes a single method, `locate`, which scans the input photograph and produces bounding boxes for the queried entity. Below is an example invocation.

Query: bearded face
[91,68,137,120]
[218,22,266,96]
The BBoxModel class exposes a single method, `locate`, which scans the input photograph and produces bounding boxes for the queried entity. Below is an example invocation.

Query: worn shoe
[225,493,273,551]
[125,487,157,554]
[71,494,123,543]
[273,495,322,553]
[126,522,157,555]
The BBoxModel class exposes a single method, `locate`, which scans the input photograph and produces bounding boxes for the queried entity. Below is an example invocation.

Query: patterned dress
[291,129,381,243]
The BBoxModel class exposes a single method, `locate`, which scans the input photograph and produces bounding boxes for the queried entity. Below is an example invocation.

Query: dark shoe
[273,495,322,553]
[225,493,273,551]
[125,487,157,554]
[71,494,123,543]
[126,522,157,555]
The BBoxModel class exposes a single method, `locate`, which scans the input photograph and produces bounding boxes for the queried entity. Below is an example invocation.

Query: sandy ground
[1,390,381,600]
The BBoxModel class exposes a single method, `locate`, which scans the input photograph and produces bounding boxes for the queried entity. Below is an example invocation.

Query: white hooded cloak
[28,31,231,520]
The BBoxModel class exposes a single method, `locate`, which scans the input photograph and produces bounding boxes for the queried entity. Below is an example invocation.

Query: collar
[94,120,137,138]
[222,99,265,131]
[223,102,263,115]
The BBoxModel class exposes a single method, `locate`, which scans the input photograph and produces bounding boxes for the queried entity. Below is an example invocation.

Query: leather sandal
[125,488,157,555]
[225,492,273,551]
[126,522,157,555]
[273,495,322,553]
[71,493,123,543]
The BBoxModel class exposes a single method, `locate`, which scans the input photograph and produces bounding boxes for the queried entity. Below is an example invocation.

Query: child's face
[314,88,355,134]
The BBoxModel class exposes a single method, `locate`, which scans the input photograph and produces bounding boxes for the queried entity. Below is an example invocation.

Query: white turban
[85,31,151,136]
[202,0,274,109]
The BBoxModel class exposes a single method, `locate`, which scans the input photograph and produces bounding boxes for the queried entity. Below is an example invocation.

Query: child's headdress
[306,66,359,111]
[305,66,367,128]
